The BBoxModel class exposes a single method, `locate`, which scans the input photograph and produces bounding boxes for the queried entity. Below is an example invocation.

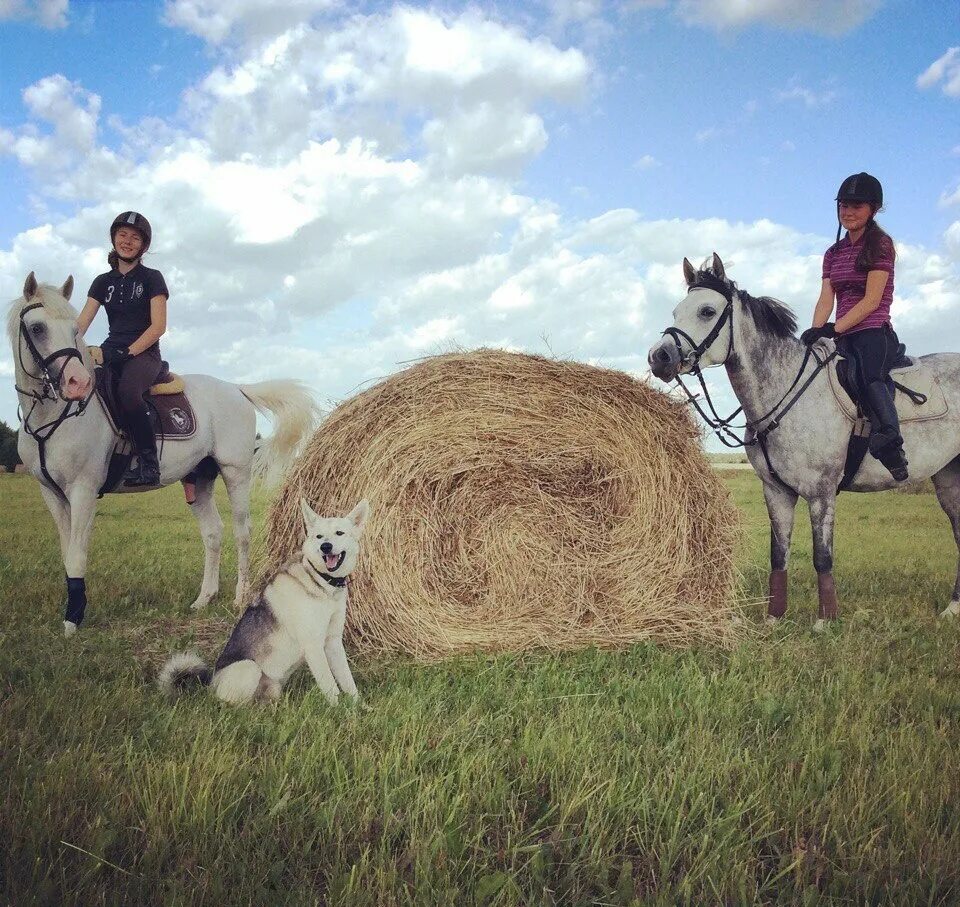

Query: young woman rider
[800,172,909,481]
[75,211,169,486]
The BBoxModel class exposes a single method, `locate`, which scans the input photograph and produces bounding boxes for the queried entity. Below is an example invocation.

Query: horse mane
[6,284,78,352]
[696,264,798,340]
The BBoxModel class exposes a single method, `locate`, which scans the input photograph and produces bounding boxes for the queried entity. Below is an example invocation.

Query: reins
[14,301,92,501]
[663,273,838,493]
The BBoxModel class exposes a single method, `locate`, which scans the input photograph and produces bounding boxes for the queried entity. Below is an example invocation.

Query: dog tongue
[324,553,339,569]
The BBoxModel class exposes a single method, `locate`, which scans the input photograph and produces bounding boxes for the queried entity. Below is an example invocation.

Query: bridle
[14,300,92,500]
[661,271,837,492]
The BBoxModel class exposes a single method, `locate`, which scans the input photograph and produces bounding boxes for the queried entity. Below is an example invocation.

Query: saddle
[88,346,197,439]
[828,344,949,424]
[825,341,949,491]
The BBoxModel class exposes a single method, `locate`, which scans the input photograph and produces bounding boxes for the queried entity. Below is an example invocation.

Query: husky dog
[158,499,369,705]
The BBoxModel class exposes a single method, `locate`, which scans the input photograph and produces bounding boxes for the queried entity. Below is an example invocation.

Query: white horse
[8,273,318,636]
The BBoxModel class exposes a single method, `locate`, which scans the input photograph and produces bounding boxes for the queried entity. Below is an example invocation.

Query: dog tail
[157,652,213,697]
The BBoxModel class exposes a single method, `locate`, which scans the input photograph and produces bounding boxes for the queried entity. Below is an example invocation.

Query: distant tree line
[0,420,21,471]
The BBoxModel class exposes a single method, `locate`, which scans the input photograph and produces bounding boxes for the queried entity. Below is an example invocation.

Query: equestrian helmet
[110,211,152,254]
[835,172,883,208]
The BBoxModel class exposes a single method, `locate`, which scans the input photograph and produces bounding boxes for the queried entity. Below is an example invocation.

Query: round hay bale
[261,349,740,660]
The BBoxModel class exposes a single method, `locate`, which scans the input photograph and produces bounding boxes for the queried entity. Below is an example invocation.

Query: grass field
[2,470,960,906]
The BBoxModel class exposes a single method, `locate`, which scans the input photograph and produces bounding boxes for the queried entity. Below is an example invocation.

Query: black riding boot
[123,407,161,487]
[862,379,909,481]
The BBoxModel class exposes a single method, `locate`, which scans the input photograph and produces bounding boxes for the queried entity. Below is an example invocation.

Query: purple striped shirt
[822,233,895,333]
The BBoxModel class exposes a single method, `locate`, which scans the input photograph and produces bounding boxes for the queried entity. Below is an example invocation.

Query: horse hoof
[939,601,960,619]
[189,595,214,611]
[63,620,78,638]
[812,618,828,633]
[765,615,781,626]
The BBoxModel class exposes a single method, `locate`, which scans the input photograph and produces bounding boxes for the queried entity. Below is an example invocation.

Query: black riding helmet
[110,211,152,262]
[836,172,883,207]
[834,172,883,242]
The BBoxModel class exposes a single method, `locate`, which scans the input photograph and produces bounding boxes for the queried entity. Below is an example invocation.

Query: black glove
[101,345,131,368]
[800,323,835,345]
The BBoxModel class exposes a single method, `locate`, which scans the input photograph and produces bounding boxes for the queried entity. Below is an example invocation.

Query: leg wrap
[65,576,87,626]
[816,573,838,621]
[768,569,788,618]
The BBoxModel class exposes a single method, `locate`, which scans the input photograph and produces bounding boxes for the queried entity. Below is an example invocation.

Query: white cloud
[917,47,960,97]
[0,0,67,28]
[673,0,882,34]
[0,75,101,174]
[163,0,339,46]
[633,154,660,169]
[940,184,960,208]
[776,78,836,107]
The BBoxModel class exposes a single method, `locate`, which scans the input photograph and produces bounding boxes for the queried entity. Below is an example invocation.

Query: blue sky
[2,0,959,439]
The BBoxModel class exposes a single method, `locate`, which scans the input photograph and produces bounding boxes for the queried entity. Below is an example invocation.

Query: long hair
[855,217,895,271]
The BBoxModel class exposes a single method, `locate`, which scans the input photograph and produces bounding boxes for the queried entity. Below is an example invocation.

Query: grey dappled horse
[8,273,318,635]
[648,254,960,628]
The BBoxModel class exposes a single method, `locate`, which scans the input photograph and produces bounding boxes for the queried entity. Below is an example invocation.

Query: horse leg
[808,493,839,631]
[219,463,253,608]
[187,475,222,611]
[931,456,960,619]
[61,484,99,636]
[38,485,76,635]
[762,481,798,622]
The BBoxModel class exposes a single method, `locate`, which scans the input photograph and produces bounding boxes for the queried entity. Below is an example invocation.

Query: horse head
[648,253,737,382]
[11,272,92,401]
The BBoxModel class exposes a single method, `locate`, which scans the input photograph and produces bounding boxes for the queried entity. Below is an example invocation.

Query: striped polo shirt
[822,232,895,333]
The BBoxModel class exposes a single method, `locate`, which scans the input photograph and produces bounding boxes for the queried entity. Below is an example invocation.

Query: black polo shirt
[87,264,169,347]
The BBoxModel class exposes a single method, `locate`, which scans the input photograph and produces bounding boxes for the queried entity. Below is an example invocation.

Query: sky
[1,0,959,447]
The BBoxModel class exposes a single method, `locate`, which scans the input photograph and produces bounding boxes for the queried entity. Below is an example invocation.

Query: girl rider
[75,211,168,486]
[800,173,909,482]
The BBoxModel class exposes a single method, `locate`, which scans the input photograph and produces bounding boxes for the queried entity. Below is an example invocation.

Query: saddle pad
[827,357,949,424]
[87,346,185,394]
[93,366,197,439]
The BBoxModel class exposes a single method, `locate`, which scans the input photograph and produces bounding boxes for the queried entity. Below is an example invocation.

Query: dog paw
[939,601,959,619]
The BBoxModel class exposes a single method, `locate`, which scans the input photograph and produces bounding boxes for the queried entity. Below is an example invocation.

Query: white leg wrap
[63,620,78,638]
[939,600,960,619]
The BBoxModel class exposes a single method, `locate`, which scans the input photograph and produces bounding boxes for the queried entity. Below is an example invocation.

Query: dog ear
[346,499,370,533]
[300,498,319,533]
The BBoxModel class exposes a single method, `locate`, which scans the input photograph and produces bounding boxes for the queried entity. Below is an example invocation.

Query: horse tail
[157,652,213,698]
[238,380,319,486]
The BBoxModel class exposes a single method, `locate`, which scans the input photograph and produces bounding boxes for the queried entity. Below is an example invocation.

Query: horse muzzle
[648,339,682,382]
[60,357,92,400]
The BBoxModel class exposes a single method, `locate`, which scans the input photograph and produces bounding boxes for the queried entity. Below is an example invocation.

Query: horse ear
[346,499,370,533]
[61,276,74,301]
[682,258,697,286]
[300,498,318,532]
[711,253,726,279]
[23,272,38,300]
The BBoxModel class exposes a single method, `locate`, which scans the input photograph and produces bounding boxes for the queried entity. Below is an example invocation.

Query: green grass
[2,472,960,906]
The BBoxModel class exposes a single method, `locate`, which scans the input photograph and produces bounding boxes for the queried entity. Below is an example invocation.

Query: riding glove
[101,345,131,367]
[800,323,835,345]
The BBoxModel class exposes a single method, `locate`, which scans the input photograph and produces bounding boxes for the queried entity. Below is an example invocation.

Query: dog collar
[304,556,350,588]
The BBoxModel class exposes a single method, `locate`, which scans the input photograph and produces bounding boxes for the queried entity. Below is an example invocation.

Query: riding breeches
[835,324,899,389]
[111,346,163,417]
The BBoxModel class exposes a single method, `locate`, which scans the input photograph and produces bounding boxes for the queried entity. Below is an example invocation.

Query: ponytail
[855,218,895,271]
[108,250,120,269]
